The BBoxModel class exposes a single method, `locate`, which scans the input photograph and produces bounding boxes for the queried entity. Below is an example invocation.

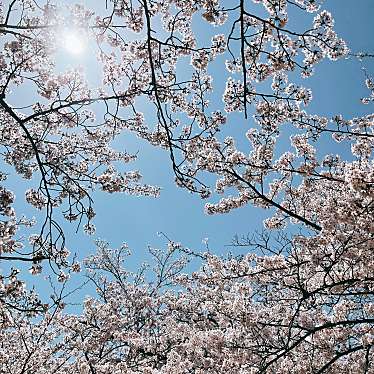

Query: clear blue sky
[85,1,374,257]
[5,1,374,300]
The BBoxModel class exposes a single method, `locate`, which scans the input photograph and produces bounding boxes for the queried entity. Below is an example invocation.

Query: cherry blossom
[0,0,373,372]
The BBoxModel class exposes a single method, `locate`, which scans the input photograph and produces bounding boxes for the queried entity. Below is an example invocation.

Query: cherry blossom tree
[0,0,357,269]
[1,232,372,373]
[0,0,373,372]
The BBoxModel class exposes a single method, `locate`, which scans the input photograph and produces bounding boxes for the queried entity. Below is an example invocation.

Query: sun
[63,31,86,55]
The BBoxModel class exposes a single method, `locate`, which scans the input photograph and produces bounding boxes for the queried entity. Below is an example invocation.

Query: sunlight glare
[63,31,86,55]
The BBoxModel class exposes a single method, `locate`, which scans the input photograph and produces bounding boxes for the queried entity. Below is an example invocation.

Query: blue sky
[86,1,374,257]
[5,0,374,301]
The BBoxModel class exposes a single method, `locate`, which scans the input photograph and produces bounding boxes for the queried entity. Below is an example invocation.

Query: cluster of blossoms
[0,185,20,254]
[1,231,372,372]
[0,1,164,267]
[0,0,373,372]
[362,75,374,104]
